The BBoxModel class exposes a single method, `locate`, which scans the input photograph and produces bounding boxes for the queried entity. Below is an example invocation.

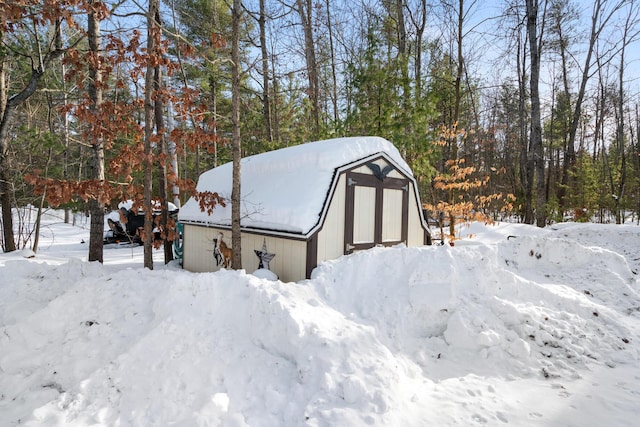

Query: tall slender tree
[610,2,640,223]
[231,0,242,268]
[87,0,106,262]
[547,0,577,212]
[143,0,161,269]
[258,0,273,143]
[525,0,547,227]
[561,0,628,216]
[153,18,173,263]
[0,26,13,252]
[407,0,428,98]
[295,0,320,136]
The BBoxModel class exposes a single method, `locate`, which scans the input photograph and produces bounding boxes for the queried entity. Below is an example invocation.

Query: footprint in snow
[496,411,508,423]
[471,413,488,424]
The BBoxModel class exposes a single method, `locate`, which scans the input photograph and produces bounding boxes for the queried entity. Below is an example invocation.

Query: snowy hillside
[1,211,639,426]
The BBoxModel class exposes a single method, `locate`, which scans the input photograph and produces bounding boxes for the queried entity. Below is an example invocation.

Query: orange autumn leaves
[425,125,515,241]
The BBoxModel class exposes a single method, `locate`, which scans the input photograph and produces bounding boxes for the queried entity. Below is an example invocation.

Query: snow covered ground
[1,209,639,426]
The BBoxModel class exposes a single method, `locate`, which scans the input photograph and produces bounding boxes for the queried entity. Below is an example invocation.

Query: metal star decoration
[254,238,275,270]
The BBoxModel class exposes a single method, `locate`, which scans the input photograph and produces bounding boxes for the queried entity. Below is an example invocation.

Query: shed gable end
[344,169,409,254]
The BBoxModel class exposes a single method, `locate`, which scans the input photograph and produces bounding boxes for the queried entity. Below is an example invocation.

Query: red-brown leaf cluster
[194,191,226,215]
[13,0,226,224]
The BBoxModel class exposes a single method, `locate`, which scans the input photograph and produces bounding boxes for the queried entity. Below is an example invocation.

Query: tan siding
[266,236,306,282]
[182,225,220,272]
[317,175,346,262]
[237,233,307,282]
[240,233,263,273]
[351,160,404,180]
[351,164,372,175]
[407,186,426,246]
[386,169,404,179]
[183,225,307,282]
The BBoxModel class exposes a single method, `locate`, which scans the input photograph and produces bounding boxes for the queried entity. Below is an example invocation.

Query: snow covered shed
[178,136,431,282]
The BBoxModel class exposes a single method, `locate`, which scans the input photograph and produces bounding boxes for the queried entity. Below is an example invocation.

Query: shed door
[344,171,409,254]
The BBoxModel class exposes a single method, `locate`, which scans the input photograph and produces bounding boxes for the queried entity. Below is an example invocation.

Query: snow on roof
[178,136,412,235]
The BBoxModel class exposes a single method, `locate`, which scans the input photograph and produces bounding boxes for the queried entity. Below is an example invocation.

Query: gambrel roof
[178,136,414,236]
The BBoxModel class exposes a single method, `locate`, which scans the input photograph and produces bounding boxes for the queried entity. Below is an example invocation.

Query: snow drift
[1,219,639,426]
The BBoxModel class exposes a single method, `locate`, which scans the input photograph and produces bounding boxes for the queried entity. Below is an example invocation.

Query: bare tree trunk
[526,0,547,227]
[208,76,218,167]
[448,0,466,235]
[296,0,320,136]
[396,0,410,112]
[271,57,281,143]
[396,0,407,54]
[517,28,533,224]
[453,0,464,129]
[636,104,640,224]
[612,5,635,223]
[87,4,105,262]
[143,0,161,269]
[166,100,180,207]
[409,0,427,98]
[36,99,60,253]
[563,0,628,215]
[32,148,52,253]
[325,0,339,123]
[546,82,556,208]
[0,28,15,252]
[595,58,611,223]
[57,30,71,224]
[593,60,606,161]
[231,0,242,269]
[259,0,273,142]
[32,195,45,253]
[551,0,574,214]
[154,48,173,263]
